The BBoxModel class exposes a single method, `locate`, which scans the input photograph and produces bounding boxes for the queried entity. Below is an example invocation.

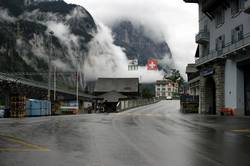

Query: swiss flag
[147,59,158,71]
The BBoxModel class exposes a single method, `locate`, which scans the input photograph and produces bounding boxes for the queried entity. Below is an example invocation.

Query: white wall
[225,59,237,108]
[224,59,245,115]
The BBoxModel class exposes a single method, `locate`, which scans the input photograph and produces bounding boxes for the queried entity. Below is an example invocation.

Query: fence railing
[117,98,160,112]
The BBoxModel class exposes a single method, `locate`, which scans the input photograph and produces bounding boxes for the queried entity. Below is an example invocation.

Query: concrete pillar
[199,77,206,114]
[225,60,237,109]
[214,64,225,114]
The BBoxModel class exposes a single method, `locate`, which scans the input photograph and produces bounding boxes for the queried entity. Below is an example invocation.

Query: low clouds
[65,0,199,76]
[0,7,16,22]
[84,22,164,83]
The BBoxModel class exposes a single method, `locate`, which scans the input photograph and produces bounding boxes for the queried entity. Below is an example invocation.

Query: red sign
[147,59,158,71]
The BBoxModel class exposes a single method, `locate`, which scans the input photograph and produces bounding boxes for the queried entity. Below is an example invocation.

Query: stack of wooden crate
[10,96,26,118]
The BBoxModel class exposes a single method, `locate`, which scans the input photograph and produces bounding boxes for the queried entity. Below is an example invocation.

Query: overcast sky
[65,0,198,76]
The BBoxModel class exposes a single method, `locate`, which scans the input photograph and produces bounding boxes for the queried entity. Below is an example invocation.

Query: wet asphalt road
[1,100,250,166]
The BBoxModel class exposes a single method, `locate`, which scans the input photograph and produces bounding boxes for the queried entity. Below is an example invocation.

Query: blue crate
[26,99,51,117]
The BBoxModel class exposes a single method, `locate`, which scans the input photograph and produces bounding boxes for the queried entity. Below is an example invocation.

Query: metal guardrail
[196,32,250,66]
[117,98,160,112]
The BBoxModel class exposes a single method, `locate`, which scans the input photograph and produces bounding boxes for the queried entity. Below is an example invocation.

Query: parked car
[166,96,173,100]
[0,106,5,118]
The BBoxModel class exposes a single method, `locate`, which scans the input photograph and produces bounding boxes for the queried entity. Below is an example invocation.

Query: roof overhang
[201,0,229,19]
[183,0,198,3]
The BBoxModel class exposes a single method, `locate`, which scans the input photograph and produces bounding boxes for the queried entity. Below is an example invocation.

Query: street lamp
[76,47,80,111]
[54,66,56,102]
[48,31,54,102]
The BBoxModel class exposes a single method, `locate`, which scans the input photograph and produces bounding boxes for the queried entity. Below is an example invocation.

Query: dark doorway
[205,77,216,115]
[104,102,118,113]
[244,67,250,115]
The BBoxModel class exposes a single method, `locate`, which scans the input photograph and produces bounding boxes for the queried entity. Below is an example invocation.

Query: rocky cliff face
[0,0,96,89]
[112,21,173,71]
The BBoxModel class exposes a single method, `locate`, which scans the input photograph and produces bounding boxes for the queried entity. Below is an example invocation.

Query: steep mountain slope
[0,0,96,88]
[112,21,173,70]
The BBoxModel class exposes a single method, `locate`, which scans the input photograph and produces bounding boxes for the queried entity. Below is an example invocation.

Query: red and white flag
[147,59,158,71]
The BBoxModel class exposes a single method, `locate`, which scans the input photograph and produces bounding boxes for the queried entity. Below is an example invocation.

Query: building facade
[184,0,250,115]
[186,64,200,96]
[155,80,179,99]
[94,78,139,112]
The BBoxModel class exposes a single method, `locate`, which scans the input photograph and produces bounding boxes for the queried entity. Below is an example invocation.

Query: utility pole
[48,31,54,102]
[82,53,85,90]
[76,71,79,109]
[76,48,79,110]
[54,66,56,101]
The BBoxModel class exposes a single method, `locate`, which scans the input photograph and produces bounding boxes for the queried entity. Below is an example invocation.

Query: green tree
[142,88,154,99]
[165,69,185,94]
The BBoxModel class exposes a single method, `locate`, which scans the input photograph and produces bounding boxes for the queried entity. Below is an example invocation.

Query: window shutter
[222,35,225,48]
[231,0,240,15]
[231,29,235,44]
[239,24,243,40]
[216,38,218,51]
[222,10,225,24]
[239,0,245,10]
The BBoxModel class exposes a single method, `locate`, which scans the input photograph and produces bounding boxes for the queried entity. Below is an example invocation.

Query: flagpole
[54,66,56,101]
[76,49,79,110]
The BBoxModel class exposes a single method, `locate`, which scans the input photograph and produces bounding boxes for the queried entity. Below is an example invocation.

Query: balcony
[244,0,250,14]
[196,31,209,44]
[195,33,250,66]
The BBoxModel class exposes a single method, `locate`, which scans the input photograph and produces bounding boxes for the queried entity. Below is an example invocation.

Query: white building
[155,80,179,99]
[128,59,138,71]
[184,0,250,115]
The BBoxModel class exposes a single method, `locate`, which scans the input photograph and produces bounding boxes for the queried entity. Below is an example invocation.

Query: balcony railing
[244,0,250,14]
[196,31,209,44]
[195,33,250,66]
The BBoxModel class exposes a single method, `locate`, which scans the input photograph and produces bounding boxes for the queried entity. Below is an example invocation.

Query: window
[202,44,209,57]
[215,8,225,27]
[231,0,244,16]
[168,88,171,92]
[216,35,225,51]
[204,24,208,32]
[232,25,243,43]
[157,88,160,91]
